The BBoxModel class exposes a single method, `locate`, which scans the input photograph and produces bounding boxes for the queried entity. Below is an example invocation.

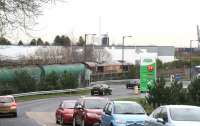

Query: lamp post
[122,35,132,63]
[190,40,198,80]
[122,35,132,76]
[84,33,96,62]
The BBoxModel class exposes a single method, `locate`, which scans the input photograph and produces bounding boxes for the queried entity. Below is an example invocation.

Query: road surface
[0,85,137,126]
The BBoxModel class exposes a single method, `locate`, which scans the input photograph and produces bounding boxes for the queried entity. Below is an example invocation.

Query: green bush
[146,77,188,108]
[13,70,36,93]
[146,77,168,108]
[0,70,80,95]
[188,78,200,105]
[60,71,78,89]
[0,82,16,95]
[38,71,62,90]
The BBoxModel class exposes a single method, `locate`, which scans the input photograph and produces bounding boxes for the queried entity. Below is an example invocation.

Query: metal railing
[12,87,91,97]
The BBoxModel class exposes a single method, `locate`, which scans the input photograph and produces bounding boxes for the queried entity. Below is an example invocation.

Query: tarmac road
[0,84,137,126]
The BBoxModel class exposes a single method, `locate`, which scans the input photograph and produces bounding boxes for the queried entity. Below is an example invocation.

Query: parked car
[101,101,147,126]
[73,96,109,126]
[91,84,112,96]
[144,105,200,126]
[0,95,17,117]
[55,100,76,125]
[126,79,140,89]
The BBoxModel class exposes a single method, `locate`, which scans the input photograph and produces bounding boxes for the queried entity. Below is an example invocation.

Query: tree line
[0,35,85,46]
[146,77,200,108]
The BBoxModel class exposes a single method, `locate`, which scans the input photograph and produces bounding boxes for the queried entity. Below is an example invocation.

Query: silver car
[145,105,200,126]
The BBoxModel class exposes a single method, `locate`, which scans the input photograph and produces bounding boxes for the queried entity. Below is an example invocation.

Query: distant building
[101,34,109,46]
[100,45,175,64]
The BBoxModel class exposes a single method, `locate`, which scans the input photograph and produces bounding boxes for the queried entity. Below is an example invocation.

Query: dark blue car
[100,101,148,126]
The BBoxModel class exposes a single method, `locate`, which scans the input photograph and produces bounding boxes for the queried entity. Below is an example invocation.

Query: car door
[56,102,63,121]
[101,102,113,126]
[159,107,170,126]
[148,107,162,126]
[151,107,167,126]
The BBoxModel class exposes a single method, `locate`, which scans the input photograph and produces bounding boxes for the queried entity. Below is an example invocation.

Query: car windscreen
[170,108,200,121]
[84,99,107,109]
[63,102,75,109]
[114,103,145,114]
[0,97,14,103]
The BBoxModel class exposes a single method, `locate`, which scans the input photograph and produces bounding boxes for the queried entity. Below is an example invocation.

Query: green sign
[140,58,156,92]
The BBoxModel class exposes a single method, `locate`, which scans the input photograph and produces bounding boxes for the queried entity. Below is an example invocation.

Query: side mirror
[157,118,165,124]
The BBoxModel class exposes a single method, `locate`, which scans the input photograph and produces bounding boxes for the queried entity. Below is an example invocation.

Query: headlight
[115,119,126,124]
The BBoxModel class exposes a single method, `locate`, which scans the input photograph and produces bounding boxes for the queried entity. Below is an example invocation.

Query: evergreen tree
[44,41,50,46]
[0,37,11,45]
[77,36,85,46]
[18,40,23,45]
[36,38,44,45]
[30,39,37,46]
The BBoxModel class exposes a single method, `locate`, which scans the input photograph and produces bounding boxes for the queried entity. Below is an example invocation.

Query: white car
[145,105,200,126]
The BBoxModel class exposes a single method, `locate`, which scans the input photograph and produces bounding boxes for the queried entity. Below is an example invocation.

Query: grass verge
[15,89,90,102]
[115,96,154,114]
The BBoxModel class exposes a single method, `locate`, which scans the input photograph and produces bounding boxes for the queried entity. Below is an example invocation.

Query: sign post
[140,57,156,92]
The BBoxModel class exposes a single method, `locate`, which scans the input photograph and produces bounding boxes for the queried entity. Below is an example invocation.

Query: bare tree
[34,46,71,64]
[0,0,59,35]
[94,48,112,63]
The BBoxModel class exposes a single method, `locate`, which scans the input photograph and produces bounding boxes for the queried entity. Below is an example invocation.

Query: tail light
[10,102,17,109]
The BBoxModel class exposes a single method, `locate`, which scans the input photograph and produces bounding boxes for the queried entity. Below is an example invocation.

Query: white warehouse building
[101,46,175,64]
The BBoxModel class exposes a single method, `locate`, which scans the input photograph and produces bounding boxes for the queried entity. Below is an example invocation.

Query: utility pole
[122,36,132,64]
[122,35,132,77]
[190,40,198,80]
[84,34,96,62]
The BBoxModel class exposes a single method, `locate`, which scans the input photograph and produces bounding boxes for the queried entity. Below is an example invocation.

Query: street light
[122,35,132,63]
[84,33,96,61]
[122,35,132,76]
[189,40,198,80]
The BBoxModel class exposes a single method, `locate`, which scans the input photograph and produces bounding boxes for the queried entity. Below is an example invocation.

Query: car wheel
[81,119,85,126]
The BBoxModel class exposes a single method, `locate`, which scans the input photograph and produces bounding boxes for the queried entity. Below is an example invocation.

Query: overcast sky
[12,0,200,47]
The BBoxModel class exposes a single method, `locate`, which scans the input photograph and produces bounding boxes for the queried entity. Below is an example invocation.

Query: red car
[73,97,109,126]
[55,100,76,125]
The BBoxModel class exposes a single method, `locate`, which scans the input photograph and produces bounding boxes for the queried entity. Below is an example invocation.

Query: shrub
[60,71,78,89]
[146,77,188,108]
[38,71,62,90]
[0,82,16,95]
[13,70,36,93]
[188,78,200,105]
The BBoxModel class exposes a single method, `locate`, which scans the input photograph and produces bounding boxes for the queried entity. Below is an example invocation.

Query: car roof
[0,95,14,98]
[81,96,108,100]
[161,105,200,109]
[63,100,76,103]
[112,101,139,104]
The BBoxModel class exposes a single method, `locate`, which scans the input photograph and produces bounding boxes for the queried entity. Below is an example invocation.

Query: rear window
[0,97,14,103]
[84,99,108,109]
[63,102,75,109]
[114,103,145,114]
[170,107,200,121]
